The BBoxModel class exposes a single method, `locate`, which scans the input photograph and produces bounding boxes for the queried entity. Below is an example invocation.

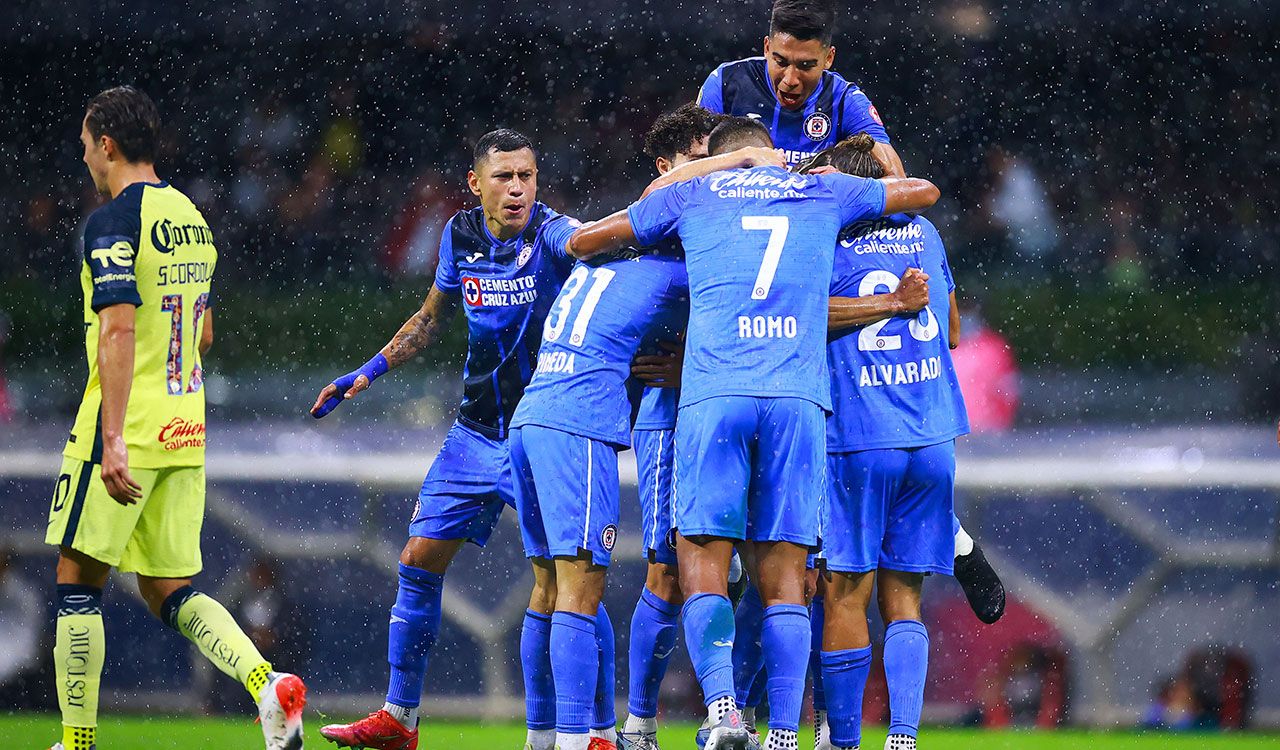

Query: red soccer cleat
[588,739,618,750]
[320,709,418,750]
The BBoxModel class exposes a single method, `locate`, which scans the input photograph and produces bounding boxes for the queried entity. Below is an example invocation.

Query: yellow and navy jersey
[65,180,217,468]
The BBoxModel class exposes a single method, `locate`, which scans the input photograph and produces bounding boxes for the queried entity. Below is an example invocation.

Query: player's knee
[136,576,191,619]
[645,563,683,604]
[400,536,462,574]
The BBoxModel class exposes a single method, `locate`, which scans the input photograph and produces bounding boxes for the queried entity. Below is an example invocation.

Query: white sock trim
[954,524,975,557]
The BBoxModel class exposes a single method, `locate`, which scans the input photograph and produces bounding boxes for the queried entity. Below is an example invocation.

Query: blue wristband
[311,353,389,419]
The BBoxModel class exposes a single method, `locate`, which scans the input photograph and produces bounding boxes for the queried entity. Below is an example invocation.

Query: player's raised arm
[828,267,930,332]
[565,210,637,260]
[641,146,785,197]
[310,284,459,418]
[880,176,940,215]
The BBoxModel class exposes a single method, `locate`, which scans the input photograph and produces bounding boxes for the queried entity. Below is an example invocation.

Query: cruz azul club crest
[517,242,534,268]
[462,276,482,306]
[804,111,832,142]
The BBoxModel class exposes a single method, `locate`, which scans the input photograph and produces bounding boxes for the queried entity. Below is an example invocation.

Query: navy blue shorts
[510,425,621,567]
[822,440,956,575]
[408,421,513,547]
[674,396,824,546]
[634,427,677,566]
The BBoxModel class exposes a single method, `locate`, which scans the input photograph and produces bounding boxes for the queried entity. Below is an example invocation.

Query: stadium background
[1,0,1277,742]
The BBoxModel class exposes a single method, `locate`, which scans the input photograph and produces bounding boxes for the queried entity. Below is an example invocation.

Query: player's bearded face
[764,34,835,110]
[470,147,538,237]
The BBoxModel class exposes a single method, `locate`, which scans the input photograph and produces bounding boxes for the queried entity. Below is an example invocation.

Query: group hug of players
[45,2,1007,750]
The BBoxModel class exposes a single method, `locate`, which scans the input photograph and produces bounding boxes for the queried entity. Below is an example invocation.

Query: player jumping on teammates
[800,135,971,750]
[699,0,1004,626]
[565,117,939,750]
[312,130,604,750]
[47,86,306,750]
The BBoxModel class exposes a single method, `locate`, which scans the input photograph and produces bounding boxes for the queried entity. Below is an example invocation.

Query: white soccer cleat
[258,671,308,750]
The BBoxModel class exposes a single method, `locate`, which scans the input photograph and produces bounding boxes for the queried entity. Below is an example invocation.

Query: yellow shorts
[45,455,205,578]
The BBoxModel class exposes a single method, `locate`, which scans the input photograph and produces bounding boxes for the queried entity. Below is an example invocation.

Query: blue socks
[731,583,765,708]
[821,646,873,747]
[551,611,599,735]
[760,604,810,733]
[386,563,444,709]
[627,588,679,719]
[682,593,736,705]
[521,610,556,730]
[810,595,826,712]
[592,603,617,730]
[884,620,929,738]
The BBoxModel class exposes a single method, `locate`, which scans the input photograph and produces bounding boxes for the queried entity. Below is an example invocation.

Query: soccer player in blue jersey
[311,130,585,750]
[697,0,904,174]
[509,130,784,750]
[704,0,1006,627]
[803,136,970,750]
[566,118,939,750]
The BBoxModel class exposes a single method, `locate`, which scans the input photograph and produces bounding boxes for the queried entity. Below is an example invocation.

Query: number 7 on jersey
[742,216,789,300]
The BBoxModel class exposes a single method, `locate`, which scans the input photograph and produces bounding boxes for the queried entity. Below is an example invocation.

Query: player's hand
[740,146,787,169]
[100,437,142,506]
[892,268,930,313]
[806,165,840,176]
[310,372,372,418]
[631,340,685,388]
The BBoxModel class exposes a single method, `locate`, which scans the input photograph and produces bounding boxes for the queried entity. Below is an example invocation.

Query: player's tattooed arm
[640,146,786,197]
[310,286,458,417]
[828,268,929,332]
[948,291,960,349]
[381,285,458,369]
[97,303,144,505]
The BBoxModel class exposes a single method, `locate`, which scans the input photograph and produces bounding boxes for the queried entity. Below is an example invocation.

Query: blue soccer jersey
[511,252,689,448]
[698,57,890,166]
[433,203,579,438]
[627,166,887,411]
[633,386,679,431]
[826,214,970,451]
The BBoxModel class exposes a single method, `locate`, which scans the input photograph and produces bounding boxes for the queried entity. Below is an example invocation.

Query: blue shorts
[409,421,514,547]
[674,396,824,547]
[634,427,677,566]
[510,425,621,567]
[822,440,956,575]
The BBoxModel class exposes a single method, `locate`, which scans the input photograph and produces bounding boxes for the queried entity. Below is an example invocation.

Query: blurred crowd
[2,19,1274,292]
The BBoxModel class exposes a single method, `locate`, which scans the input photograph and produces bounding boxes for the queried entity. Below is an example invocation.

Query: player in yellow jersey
[44,86,307,750]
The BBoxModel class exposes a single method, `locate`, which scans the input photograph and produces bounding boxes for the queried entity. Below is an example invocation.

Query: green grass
[4,715,1278,749]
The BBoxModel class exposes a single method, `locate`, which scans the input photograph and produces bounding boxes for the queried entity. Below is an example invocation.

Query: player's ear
[762,35,771,56]
[655,156,671,175]
[825,45,836,70]
[466,169,481,197]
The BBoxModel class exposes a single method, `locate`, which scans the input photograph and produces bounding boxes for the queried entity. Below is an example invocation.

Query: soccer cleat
[883,734,915,750]
[697,710,753,750]
[321,709,418,750]
[259,672,308,750]
[617,730,660,750]
[953,542,1006,624]
[588,739,618,750]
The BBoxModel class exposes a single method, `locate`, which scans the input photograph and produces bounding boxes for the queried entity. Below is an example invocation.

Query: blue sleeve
[432,216,460,293]
[83,204,142,312]
[840,87,890,144]
[697,66,725,113]
[627,180,694,248]
[825,174,888,226]
[538,210,584,262]
[922,220,956,293]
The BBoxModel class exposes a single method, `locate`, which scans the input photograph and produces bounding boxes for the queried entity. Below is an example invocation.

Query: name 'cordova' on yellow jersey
[65,180,217,468]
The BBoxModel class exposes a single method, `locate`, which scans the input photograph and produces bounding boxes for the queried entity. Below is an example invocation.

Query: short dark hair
[474,128,535,166]
[770,0,837,45]
[85,86,161,163]
[643,103,721,161]
[708,116,774,156]
[796,133,882,178]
